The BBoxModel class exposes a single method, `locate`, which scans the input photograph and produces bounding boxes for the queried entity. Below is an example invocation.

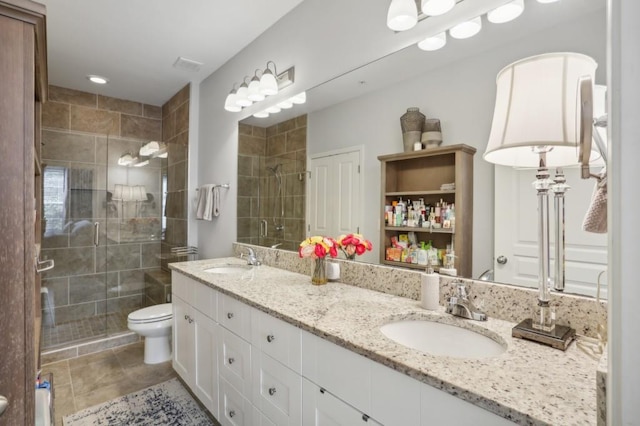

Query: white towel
[582,169,607,233]
[196,185,214,220]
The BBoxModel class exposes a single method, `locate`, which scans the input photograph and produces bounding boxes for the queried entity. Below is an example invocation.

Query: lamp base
[512,319,575,351]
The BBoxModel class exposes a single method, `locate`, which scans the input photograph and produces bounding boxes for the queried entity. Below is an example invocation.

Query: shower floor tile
[43,311,129,350]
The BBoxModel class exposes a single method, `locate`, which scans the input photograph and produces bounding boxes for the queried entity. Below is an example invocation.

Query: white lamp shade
[421,0,455,16]
[487,0,524,24]
[484,52,598,168]
[387,0,418,31]
[139,141,160,156]
[224,92,242,112]
[417,32,447,51]
[537,0,560,3]
[265,105,281,114]
[277,99,293,109]
[253,111,269,118]
[260,70,278,96]
[247,78,265,102]
[449,16,482,39]
[235,84,252,107]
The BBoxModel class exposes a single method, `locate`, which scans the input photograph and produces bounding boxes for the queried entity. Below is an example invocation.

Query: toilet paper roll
[421,272,440,311]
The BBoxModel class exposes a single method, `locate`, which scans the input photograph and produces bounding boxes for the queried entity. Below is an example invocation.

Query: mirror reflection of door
[307,148,362,244]
[494,166,608,297]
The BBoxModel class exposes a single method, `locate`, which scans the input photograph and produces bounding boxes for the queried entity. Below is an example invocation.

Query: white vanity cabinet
[171,272,219,418]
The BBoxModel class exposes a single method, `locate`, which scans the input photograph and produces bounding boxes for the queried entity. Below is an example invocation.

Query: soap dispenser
[421,262,440,311]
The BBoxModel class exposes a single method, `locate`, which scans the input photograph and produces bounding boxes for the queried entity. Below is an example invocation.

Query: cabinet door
[220,377,255,426]
[252,350,302,426]
[219,326,252,399]
[193,309,219,418]
[370,360,421,426]
[302,379,381,426]
[172,295,193,381]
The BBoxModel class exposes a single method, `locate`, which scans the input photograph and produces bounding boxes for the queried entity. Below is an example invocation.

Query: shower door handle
[35,256,55,273]
[0,395,8,417]
[260,220,268,238]
[94,222,100,246]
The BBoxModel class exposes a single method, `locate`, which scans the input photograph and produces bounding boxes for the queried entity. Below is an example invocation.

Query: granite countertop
[170,257,598,426]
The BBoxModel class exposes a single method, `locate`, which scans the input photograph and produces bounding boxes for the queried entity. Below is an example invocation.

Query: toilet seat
[128,303,172,324]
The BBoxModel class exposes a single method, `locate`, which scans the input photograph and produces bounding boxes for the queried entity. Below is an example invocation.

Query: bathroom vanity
[170,257,599,425]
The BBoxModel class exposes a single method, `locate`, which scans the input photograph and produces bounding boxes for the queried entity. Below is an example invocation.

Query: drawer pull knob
[229,410,236,418]
[227,312,234,319]
[184,314,188,320]
[228,357,235,365]
[268,387,276,396]
[319,388,326,394]
[188,317,194,324]
[362,414,370,422]
[266,334,275,343]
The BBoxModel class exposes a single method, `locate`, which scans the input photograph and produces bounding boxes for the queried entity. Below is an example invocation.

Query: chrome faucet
[446,281,487,321]
[241,247,261,266]
[271,243,283,249]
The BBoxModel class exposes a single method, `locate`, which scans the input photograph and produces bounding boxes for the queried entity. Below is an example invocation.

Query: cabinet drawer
[251,309,302,373]
[219,293,252,340]
[220,377,255,426]
[192,279,217,320]
[302,331,371,414]
[219,327,252,399]
[172,271,192,301]
[252,351,302,426]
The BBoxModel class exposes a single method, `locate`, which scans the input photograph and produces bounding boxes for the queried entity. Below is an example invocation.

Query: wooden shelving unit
[378,144,475,277]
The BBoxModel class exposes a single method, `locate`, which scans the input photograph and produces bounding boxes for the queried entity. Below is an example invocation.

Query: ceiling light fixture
[87,75,109,85]
[487,0,524,24]
[387,0,418,31]
[417,31,447,51]
[421,0,455,17]
[449,16,482,39]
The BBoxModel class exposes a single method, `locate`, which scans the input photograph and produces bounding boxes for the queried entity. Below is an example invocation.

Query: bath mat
[63,378,214,425]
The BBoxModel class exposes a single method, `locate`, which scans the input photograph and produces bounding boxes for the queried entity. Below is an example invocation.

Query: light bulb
[387,0,418,32]
[417,32,447,51]
[449,16,482,39]
[421,0,455,16]
[487,0,524,24]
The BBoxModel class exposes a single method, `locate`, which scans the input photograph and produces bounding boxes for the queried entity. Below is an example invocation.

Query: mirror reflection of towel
[583,169,607,233]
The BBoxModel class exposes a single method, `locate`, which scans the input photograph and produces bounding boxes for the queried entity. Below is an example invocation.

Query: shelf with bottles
[383,226,454,234]
[382,235,456,271]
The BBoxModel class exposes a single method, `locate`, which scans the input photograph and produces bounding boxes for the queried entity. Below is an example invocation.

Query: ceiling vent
[173,57,204,72]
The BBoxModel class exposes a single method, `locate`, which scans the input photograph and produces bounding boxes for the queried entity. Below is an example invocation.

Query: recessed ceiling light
[87,75,109,84]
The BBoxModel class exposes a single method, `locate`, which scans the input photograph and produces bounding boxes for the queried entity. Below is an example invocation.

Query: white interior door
[494,165,608,297]
[307,148,362,239]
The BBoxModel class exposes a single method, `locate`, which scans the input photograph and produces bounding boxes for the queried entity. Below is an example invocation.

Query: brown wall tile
[162,113,175,141]
[266,134,286,157]
[49,86,97,107]
[277,117,297,134]
[70,106,120,135]
[162,84,190,118]
[143,104,162,119]
[173,131,189,146]
[239,123,252,136]
[175,102,189,134]
[42,102,70,129]
[253,126,267,138]
[239,135,266,156]
[42,130,96,163]
[121,114,162,140]
[296,115,308,128]
[98,95,142,116]
[286,127,307,152]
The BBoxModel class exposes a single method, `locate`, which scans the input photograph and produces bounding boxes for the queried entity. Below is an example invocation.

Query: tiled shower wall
[160,84,190,275]
[237,115,307,251]
[40,85,163,339]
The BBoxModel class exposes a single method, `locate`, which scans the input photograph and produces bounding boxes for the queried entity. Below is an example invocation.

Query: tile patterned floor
[41,341,177,426]
[42,312,129,349]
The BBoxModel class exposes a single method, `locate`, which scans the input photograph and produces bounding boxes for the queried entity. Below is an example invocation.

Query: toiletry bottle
[421,263,440,310]
[434,201,441,224]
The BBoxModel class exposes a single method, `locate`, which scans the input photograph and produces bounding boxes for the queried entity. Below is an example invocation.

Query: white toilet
[127,303,173,364]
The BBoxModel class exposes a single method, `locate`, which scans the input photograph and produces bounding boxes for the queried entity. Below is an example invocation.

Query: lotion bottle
[421,262,440,311]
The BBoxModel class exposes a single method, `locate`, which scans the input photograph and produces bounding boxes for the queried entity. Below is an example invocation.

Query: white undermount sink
[380,319,506,359]
[203,264,253,274]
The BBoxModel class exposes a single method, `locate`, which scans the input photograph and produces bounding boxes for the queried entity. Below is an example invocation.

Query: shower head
[266,164,281,174]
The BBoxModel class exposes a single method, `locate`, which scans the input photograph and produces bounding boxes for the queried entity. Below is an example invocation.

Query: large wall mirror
[236,0,608,298]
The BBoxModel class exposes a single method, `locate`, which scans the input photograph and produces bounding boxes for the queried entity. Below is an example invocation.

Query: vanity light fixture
[224,62,295,112]
[265,105,282,114]
[387,0,418,31]
[290,91,306,104]
[536,0,560,3]
[418,31,447,51]
[253,111,269,118]
[247,70,266,102]
[487,0,524,24]
[449,16,482,39]
[133,158,149,167]
[224,84,242,112]
[117,153,135,166]
[484,52,598,350]
[87,74,109,84]
[277,99,294,109]
[235,77,253,107]
[421,0,455,17]
[251,92,307,119]
[139,141,160,157]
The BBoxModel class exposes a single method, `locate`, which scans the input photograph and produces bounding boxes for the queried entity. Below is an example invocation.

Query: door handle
[94,222,100,246]
[497,255,508,265]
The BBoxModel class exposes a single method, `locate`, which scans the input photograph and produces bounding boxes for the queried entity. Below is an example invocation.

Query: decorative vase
[311,257,328,285]
[400,107,425,152]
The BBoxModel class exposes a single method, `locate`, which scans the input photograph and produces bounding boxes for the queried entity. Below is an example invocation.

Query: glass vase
[311,257,328,285]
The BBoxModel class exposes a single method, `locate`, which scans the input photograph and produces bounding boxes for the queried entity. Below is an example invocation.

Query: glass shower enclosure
[40,131,164,351]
